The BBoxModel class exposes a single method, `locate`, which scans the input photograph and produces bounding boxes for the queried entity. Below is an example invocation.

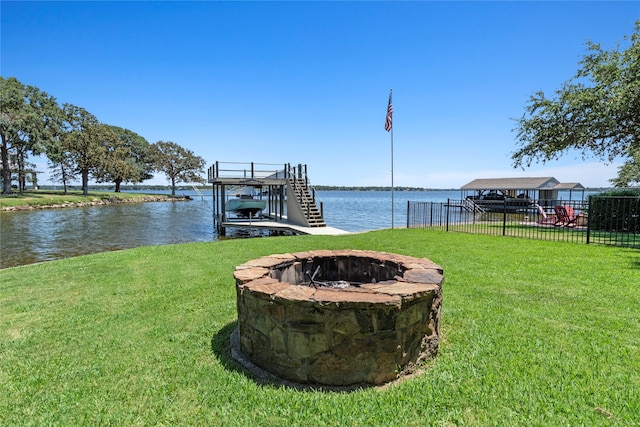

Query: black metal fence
[407,196,640,248]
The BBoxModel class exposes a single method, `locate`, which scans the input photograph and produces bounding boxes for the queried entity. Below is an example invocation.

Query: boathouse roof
[552,182,585,190]
[461,177,584,191]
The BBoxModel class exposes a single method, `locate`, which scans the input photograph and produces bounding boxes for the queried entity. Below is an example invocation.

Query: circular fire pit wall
[233,250,443,386]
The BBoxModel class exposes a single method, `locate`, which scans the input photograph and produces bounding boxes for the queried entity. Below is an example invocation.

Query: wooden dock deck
[218,214,349,236]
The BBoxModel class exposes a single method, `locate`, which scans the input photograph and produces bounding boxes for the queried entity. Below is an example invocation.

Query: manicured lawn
[0,189,166,209]
[1,229,638,425]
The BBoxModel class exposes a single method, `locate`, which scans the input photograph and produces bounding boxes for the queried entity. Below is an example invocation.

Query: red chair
[554,205,578,227]
[554,206,568,226]
[563,205,578,227]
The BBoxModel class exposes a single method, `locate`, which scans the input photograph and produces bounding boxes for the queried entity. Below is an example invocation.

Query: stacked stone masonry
[233,250,443,387]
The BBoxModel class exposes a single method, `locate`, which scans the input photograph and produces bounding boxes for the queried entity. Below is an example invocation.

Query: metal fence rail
[407,196,639,248]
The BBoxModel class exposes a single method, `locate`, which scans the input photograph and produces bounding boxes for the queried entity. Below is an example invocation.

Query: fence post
[406,201,410,228]
[446,199,450,232]
[502,200,507,235]
[586,195,592,244]
[430,202,434,227]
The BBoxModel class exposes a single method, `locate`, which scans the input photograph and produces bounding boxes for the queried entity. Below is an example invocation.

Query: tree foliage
[610,147,640,187]
[94,126,153,192]
[59,105,112,196]
[512,21,640,177]
[149,141,206,195]
[0,76,62,194]
[2,77,207,194]
[47,152,76,194]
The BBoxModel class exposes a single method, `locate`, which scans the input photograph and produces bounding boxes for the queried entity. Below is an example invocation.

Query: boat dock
[208,161,347,236]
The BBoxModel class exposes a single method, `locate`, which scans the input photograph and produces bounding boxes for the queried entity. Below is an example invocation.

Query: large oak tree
[512,21,639,185]
[60,105,122,196]
[0,76,61,194]
[94,126,153,192]
[149,141,205,195]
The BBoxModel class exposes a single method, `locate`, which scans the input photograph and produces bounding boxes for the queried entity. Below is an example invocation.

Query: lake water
[0,189,589,269]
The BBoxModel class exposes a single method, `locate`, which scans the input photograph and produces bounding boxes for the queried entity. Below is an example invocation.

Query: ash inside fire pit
[303,265,368,289]
[232,250,443,388]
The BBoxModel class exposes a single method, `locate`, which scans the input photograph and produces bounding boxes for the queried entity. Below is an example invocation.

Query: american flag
[385,90,393,132]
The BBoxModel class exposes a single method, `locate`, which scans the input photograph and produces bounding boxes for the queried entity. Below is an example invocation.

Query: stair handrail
[462,198,485,213]
[296,166,321,207]
[289,176,310,211]
[289,175,324,224]
[286,163,325,226]
[192,185,207,202]
[300,169,325,223]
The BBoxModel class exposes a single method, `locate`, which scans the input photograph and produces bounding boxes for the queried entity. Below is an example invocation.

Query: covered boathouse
[207,162,347,236]
[460,177,585,212]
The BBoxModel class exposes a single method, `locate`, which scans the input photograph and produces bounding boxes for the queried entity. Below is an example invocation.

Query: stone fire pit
[232,250,443,387]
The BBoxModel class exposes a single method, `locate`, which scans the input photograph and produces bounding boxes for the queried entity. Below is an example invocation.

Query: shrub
[589,190,640,233]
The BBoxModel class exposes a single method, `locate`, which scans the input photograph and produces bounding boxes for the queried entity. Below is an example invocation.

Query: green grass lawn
[1,229,638,426]
[0,189,167,209]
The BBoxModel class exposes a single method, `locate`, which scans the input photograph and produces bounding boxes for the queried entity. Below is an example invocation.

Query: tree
[46,122,77,194]
[610,147,640,187]
[149,141,206,195]
[60,104,118,196]
[0,76,61,194]
[47,152,77,194]
[94,126,153,192]
[512,21,640,177]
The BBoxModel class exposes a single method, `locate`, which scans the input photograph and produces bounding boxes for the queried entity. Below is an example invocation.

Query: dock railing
[208,161,290,181]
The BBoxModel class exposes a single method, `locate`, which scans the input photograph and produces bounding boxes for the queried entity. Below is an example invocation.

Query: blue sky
[2,1,638,188]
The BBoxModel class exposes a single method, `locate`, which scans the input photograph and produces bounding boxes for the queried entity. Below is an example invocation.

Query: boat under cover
[226,194,266,217]
[466,190,535,212]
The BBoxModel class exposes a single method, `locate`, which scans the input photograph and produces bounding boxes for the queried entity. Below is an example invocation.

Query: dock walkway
[219,214,349,236]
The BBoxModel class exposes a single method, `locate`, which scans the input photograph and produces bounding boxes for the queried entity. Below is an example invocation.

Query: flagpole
[391,118,394,229]
[385,88,394,229]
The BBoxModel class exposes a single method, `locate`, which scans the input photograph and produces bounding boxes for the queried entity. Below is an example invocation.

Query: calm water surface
[1,199,216,269]
[3,188,582,269]
[318,190,459,231]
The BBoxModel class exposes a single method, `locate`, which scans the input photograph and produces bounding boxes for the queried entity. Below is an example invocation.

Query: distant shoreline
[33,185,457,192]
[23,185,613,193]
[16,185,611,194]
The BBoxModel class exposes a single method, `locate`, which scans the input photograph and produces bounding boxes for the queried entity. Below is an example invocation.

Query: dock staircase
[461,198,486,213]
[288,177,326,227]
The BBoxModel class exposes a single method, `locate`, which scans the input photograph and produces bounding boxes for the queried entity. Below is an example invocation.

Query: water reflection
[0,190,459,268]
[1,200,216,269]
